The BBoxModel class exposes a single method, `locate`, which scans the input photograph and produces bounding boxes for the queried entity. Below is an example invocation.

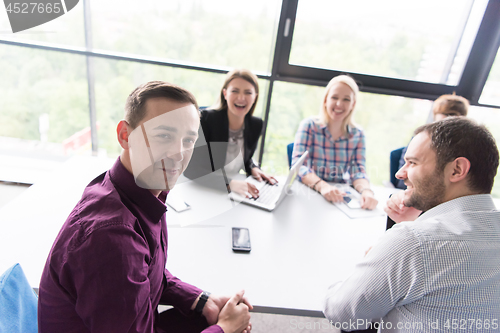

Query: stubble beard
[405,169,446,212]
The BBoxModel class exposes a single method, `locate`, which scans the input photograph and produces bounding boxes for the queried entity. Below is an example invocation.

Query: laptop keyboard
[250,182,280,205]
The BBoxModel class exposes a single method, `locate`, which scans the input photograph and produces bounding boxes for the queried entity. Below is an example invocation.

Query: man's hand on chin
[384,191,422,223]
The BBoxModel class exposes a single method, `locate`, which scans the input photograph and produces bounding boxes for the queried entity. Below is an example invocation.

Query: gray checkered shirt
[324,194,500,332]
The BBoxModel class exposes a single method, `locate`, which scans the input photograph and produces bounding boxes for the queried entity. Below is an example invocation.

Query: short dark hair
[433,93,469,117]
[125,81,198,129]
[415,117,499,194]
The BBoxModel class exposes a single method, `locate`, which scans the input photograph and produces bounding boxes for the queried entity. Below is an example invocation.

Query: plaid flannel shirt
[292,117,367,183]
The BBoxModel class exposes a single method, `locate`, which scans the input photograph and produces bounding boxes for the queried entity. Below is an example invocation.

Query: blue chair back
[390,147,405,187]
[287,143,294,168]
[0,264,38,333]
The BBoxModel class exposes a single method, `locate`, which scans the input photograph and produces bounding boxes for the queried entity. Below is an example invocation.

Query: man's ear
[448,157,471,183]
[117,120,131,150]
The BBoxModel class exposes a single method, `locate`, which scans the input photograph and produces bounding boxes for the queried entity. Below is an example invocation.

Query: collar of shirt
[319,122,355,142]
[416,194,496,222]
[108,157,168,224]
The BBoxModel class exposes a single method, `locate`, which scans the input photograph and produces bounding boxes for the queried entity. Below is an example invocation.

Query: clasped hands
[195,290,253,333]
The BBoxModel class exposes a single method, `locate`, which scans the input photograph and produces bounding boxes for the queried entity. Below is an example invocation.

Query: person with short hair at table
[184,69,276,198]
[38,81,253,333]
[324,117,500,332]
[394,93,469,189]
[291,74,378,210]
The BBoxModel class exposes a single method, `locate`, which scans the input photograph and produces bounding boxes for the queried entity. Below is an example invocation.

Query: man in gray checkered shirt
[324,117,500,332]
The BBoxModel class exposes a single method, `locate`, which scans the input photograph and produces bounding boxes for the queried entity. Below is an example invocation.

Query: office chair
[386,147,406,230]
[389,147,405,188]
[287,143,294,168]
[0,264,38,333]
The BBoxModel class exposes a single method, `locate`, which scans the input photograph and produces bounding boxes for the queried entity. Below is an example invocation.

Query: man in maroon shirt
[38,81,252,333]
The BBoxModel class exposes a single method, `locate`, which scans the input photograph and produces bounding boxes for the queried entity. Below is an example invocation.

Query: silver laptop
[229,151,308,211]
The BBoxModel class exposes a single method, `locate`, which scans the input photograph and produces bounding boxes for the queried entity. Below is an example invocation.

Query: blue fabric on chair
[390,147,405,187]
[287,143,294,168]
[0,263,38,333]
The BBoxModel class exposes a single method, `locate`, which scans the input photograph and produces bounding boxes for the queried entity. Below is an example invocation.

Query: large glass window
[479,47,500,106]
[290,0,488,85]
[0,44,89,184]
[90,0,281,73]
[2,0,499,199]
[262,81,432,186]
[262,82,324,176]
[0,44,89,149]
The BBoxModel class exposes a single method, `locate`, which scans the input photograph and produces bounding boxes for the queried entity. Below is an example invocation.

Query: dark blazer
[184,108,264,180]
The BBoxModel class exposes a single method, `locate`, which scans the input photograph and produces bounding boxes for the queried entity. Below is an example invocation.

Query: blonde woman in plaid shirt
[292,75,378,210]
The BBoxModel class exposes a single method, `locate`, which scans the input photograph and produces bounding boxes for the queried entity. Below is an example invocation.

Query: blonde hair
[211,69,259,116]
[319,75,359,133]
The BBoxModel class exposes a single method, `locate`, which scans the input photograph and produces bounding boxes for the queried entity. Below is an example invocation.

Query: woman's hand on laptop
[229,180,259,198]
[251,167,277,185]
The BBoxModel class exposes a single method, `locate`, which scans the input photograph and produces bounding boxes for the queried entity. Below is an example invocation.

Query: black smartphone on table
[232,227,251,252]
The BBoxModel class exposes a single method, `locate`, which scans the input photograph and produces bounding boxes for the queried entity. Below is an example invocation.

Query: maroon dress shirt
[38,158,223,333]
